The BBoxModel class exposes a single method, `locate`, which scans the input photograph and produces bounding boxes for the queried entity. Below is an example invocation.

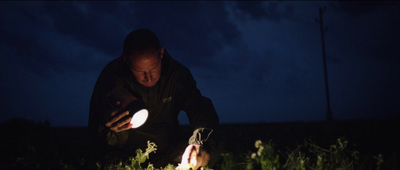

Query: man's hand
[105,101,133,132]
[180,144,210,170]
[105,88,139,133]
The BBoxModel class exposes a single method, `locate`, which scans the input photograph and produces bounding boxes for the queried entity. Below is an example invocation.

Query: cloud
[1,1,244,77]
[42,2,127,57]
[330,1,400,18]
[0,2,115,77]
[324,2,400,64]
[234,1,295,21]
[2,1,399,125]
[118,1,242,68]
[0,1,246,125]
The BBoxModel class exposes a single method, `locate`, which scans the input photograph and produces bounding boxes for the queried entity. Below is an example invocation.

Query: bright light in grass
[189,150,197,167]
[177,146,197,170]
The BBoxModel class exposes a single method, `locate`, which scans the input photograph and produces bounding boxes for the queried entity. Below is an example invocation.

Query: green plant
[6,136,391,170]
[99,141,214,170]
[102,141,158,170]
[244,137,386,170]
[248,140,280,170]
[218,152,248,170]
[283,137,374,170]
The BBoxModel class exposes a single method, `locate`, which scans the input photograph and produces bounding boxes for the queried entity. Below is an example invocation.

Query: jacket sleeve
[176,68,220,146]
[88,64,132,148]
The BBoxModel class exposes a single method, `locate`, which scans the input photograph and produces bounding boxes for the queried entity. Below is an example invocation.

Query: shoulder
[161,51,198,92]
[101,56,125,74]
[162,51,192,79]
[96,56,130,85]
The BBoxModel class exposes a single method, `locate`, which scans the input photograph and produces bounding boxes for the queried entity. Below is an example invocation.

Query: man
[88,29,219,169]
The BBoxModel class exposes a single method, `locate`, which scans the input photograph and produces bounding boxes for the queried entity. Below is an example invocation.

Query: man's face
[128,52,162,87]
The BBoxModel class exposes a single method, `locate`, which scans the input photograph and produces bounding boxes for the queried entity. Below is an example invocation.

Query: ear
[160,47,165,59]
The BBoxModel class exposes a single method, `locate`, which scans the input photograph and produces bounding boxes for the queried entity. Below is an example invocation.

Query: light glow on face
[129,54,162,87]
[130,109,148,128]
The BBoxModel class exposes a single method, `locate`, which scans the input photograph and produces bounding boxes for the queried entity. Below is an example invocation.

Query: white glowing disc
[130,109,148,128]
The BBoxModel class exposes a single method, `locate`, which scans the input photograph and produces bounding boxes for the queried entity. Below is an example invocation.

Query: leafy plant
[99,141,214,170]
[217,152,249,170]
[102,141,158,170]
[240,137,386,170]
[248,140,280,170]
[5,136,390,170]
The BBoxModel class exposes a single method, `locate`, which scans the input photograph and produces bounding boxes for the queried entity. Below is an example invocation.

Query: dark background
[1,2,399,127]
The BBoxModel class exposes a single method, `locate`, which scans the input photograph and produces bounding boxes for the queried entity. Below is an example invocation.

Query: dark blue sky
[1,1,399,127]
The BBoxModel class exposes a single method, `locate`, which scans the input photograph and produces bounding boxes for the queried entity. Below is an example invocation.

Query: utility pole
[319,7,333,121]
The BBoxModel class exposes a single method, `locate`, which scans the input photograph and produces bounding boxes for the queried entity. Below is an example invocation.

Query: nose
[144,72,152,83]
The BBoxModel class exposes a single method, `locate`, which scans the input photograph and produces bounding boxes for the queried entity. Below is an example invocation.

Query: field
[1,118,399,169]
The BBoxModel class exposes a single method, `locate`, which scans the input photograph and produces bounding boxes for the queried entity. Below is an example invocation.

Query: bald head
[123,29,162,61]
[123,29,164,87]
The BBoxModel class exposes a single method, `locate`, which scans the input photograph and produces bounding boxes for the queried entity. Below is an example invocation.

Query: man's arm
[89,80,129,147]
[178,69,219,142]
[88,61,136,147]
[176,67,220,169]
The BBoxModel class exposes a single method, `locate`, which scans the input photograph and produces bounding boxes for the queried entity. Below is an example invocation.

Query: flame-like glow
[177,146,198,170]
[190,149,198,167]
[176,163,191,170]
[130,109,148,128]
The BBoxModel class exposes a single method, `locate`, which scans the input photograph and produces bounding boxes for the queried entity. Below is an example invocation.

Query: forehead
[128,53,161,71]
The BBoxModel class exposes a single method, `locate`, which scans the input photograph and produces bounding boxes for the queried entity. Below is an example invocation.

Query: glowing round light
[130,109,148,128]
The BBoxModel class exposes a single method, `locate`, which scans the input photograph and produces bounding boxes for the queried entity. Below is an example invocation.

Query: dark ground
[1,118,399,169]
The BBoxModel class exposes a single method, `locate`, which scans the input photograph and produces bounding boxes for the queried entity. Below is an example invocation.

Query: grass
[1,119,399,169]
[212,137,395,170]
[92,137,394,170]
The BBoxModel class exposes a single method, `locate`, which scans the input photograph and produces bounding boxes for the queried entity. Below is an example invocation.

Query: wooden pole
[319,7,333,121]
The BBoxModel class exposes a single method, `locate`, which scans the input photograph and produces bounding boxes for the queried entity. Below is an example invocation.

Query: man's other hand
[105,106,132,132]
[180,144,210,170]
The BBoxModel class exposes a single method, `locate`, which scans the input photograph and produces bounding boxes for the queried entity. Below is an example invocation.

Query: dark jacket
[88,50,219,155]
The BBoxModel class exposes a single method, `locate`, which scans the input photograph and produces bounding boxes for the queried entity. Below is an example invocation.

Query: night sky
[1,1,399,127]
